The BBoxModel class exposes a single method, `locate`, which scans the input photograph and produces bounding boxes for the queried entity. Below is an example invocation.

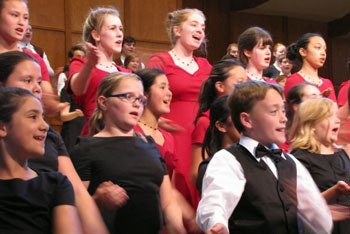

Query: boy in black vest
[196,81,332,234]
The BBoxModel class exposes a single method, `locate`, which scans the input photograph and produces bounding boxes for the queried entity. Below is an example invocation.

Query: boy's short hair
[228,81,283,132]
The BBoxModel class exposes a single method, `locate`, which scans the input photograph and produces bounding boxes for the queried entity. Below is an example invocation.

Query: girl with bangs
[237,26,276,84]
[290,98,350,233]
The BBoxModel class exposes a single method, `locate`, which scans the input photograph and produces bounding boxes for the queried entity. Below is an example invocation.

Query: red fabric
[134,125,177,178]
[278,141,290,153]
[147,52,211,207]
[68,57,130,135]
[192,111,210,144]
[337,81,350,107]
[23,48,50,82]
[284,72,337,102]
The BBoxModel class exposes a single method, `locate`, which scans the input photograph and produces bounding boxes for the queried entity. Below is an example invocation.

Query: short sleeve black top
[70,136,167,234]
[292,148,350,234]
[0,171,75,234]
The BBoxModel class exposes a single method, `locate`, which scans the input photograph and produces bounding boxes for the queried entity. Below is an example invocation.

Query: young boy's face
[245,89,287,146]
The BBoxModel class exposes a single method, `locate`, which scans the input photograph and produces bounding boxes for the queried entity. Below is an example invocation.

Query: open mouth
[130,111,139,117]
[332,127,339,134]
[34,135,46,141]
[192,35,201,41]
[16,28,24,34]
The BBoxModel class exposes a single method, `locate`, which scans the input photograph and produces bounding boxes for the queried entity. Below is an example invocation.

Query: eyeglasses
[107,92,147,106]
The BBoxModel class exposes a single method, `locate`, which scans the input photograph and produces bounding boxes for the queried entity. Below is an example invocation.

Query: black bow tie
[255,144,282,162]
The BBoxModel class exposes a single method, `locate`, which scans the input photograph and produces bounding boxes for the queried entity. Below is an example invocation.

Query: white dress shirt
[196,135,333,234]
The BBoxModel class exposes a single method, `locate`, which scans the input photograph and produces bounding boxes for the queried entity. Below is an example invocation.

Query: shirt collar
[239,135,280,159]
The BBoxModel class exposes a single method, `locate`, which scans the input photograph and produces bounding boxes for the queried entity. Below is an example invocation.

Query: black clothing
[292,148,350,234]
[226,144,299,234]
[0,171,74,234]
[71,136,167,234]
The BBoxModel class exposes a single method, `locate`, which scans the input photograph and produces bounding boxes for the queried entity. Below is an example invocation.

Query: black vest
[226,144,299,234]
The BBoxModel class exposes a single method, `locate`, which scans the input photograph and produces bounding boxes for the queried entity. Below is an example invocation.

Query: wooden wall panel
[28,0,65,30]
[125,0,177,43]
[331,36,350,91]
[69,0,124,33]
[230,12,285,45]
[31,29,66,68]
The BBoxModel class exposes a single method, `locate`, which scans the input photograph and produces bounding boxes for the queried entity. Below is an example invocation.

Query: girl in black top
[290,98,350,233]
[0,87,81,234]
[0,51,108,234]
[71,72,186,233]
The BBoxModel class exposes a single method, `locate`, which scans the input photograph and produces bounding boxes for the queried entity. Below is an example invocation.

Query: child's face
[3,60,42,99]
[314,104,340,147]
[146,74,172,116]
[246,89,287,146]
[95,14,123,54]
[0,0,29,43]
[2,96,48,159]
[246,39,271,70]
[301,36,327,69]
[176,12,205,50]
[218,66,247,96]
[103,78,144,131]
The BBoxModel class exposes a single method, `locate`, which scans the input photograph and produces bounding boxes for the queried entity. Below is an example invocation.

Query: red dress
[134,124,177,178]
[192,111,210,145]
[23,48,50,82]
[147,52,211,207]
[68,57,129,135]
[337,81,350,107]
[284,72,337,102]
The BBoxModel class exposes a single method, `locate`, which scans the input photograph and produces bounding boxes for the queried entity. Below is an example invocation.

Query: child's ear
[97,96,108,111]
[214,81,225,94]
[91,29,100,43]
[299,47,307,58]
[0,122,7,137]
[243,49,252,59]
[240,112,253,130]
[173,25,181,38]
[215,121,227,133]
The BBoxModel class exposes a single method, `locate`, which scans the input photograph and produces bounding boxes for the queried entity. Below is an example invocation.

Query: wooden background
[29,0,349,91]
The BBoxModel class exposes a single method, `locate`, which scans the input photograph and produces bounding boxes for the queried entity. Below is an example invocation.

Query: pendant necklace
[170,50,194,67]
[138,120,158,131]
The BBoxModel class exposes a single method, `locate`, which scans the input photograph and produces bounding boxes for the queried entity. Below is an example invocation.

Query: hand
[336,180,350,195]
[184,217,201,234]
[85,42,100,68]
[41,93,69,116]
[208,223,228,234]
[329,204,350,221]
[158,117,185,132]
[92,181,129,210]
[322,88,332,98]
[74,109,84,117]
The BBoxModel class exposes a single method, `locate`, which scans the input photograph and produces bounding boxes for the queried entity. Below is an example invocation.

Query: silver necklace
[98,62,116,69]
[170,50,194,67]
[246,70,263,81]
[298,71,322,86]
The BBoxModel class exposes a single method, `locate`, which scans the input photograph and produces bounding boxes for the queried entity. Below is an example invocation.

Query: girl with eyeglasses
[70,72,186,234]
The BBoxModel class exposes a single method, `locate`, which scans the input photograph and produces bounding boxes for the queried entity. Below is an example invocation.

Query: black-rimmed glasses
[106,92,147,106]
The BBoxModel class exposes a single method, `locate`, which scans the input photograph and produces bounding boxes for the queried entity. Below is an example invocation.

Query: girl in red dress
[147,8,211,207]
[68,7,129,136]
[237,27,276,84]
[135,68,200,233]
[285,33,336,101]
[191,59,246,185]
